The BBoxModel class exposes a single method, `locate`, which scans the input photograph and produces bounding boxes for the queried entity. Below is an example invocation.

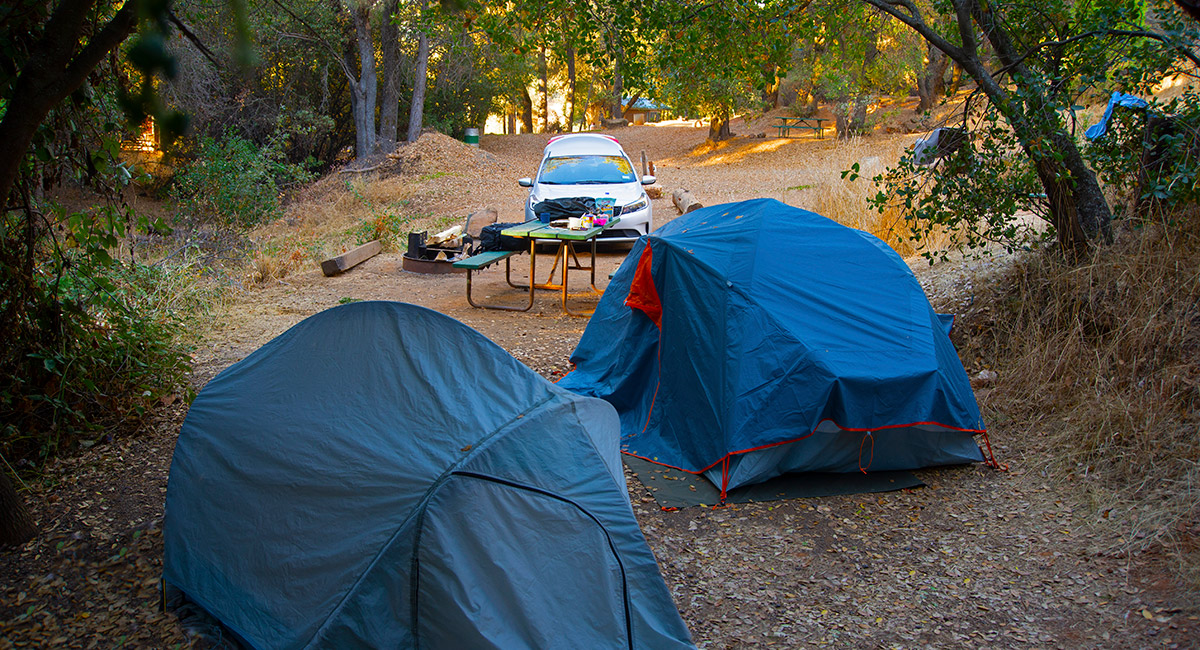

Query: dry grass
[244,132,516,284]
[806,137,940,256]
[954,209,1200,580]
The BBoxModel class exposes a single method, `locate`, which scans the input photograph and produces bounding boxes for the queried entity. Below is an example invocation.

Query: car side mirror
[641,175,656,185]
[518,177,533,187]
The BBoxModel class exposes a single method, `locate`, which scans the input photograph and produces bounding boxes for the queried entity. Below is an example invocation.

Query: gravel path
[2,114,1196,648]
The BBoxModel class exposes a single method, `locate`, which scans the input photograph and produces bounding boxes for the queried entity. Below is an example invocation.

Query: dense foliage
[172,131,317,228]
[0,2,234,544]
[0,3,209,479]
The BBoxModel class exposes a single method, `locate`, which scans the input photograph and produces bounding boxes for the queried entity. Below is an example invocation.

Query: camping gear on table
[163,301,693,650]
[596,197,617,219]
[477,221,527,252]
[533,196,597,223]
[558,198,988,498]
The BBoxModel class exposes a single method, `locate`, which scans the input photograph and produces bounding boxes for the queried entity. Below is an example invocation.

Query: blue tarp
[1085,92,1149,140]
[164,301,693,649]
[559,199,986,493]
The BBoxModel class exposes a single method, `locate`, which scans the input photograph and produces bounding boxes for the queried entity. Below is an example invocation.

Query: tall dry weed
[806,137,952,256]
[954,210,1200,580]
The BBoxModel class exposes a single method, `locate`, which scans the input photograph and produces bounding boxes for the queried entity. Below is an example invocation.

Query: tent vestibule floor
[622,454,925,509]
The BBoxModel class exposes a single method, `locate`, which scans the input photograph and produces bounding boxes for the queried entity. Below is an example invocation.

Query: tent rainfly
[163,301,694,649]
[559,199,990,498]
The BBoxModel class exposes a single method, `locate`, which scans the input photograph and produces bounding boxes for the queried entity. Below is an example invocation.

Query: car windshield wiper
[573,180,615,185]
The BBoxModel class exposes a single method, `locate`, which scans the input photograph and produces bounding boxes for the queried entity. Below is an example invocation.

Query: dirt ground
[2,108,1197,648]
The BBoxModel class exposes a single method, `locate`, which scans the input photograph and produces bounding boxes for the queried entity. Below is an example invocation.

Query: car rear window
[538,155,636,185]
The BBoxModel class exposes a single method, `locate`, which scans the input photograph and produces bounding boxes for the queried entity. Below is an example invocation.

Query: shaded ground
[3,109,1198,648]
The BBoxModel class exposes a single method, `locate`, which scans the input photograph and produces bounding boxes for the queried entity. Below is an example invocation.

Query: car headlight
[620,197,648,215]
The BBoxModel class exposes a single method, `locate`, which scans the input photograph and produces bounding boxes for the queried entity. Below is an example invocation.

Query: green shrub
[345,182,418,251]
[172,132,315,228]
[0,250,218,467]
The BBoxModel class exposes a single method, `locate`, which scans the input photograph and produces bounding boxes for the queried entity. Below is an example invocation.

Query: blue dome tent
[164,301,693,649]
[559,199,989,498]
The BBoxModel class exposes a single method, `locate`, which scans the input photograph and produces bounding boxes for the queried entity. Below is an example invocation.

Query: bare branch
[167,9,221,68]
[265,0,357,83]
[860,0,965,62]
[995,28,1200,75]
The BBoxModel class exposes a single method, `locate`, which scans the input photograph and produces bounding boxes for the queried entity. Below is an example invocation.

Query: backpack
[477,222,527,253]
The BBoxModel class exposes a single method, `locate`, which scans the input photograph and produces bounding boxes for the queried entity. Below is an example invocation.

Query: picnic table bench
[452,249,530,311]
[453,217,621,316]
[774,116,828,139]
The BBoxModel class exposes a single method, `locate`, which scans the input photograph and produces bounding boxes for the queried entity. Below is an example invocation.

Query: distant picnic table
[774,116,828,139]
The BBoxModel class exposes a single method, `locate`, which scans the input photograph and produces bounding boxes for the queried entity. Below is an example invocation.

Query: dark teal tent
[163,301,693,649]
[559,199,988,497]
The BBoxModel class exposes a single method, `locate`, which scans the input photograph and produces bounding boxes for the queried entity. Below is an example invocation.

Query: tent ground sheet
[623,454,924,509]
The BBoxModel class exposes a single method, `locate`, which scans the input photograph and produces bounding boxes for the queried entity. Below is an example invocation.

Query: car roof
[542,133,626,158]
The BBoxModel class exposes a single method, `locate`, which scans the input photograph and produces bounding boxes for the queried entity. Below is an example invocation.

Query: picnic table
[773,116,828,139]
[453,217,621,317]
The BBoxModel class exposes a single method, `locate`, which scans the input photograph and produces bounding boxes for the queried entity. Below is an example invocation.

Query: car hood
[530,182,645,208]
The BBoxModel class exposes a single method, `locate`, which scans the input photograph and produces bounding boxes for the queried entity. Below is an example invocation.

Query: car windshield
[538,155,636,185]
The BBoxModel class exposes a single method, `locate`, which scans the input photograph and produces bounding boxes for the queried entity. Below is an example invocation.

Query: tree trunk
[350,2,378,159]
[762,64,781,108]
[833,95,870,139]
[583,72,595,129]
[968,1,1111,254]
[707,117,731,142]
[622,92,643,120]
[948,62,964,94]
[917,43,949,112]
[862,0,1112,257]
[833,23,878,140]
[0,0,136,545]
[521,88,534,134]
[378,0,401,150]
[565,43,576,132]
[406,0,430,143]
[506,106,516,135]
[0,470,35,547]
[538,42,549,132]
[610,42,625,119]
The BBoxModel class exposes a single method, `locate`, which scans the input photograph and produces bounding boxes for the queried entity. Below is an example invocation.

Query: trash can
[464,128,480,147]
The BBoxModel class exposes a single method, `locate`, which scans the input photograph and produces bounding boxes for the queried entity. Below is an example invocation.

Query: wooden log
[427,225,463,246]
[321,240,382,277]
[640,150,648,176]
[644,185,664,200]
[671,189,703,214]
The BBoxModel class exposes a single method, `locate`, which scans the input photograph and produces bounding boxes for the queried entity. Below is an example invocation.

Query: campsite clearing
[0,112,1195,648]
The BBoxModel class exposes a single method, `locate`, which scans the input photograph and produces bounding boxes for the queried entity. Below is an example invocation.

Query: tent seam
[299,393,559,650]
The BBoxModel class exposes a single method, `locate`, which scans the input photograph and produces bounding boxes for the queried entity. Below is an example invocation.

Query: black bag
[533,197,597,223]
[478,222,527,252]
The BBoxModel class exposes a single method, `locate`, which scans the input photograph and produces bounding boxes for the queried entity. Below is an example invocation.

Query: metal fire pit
[402,231,466,274]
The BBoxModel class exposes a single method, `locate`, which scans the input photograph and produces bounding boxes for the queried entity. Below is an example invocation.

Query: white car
[518,134,655,242]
